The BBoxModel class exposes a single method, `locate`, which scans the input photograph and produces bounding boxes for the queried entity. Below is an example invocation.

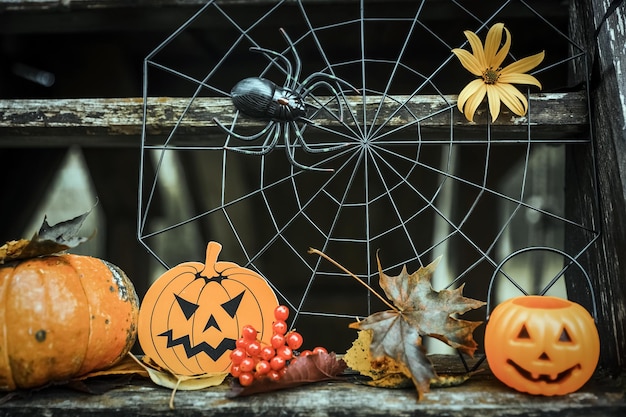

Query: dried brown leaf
[345,329,477,389]
[73,354,149,380]
[345,329,414,388]
[0,240,29,264]
[0,206,96,264]
[227,351,347,397]
[349,254,485,400]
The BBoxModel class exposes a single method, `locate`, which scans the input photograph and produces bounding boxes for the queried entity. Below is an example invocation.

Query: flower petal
[457,79,484,112]
[452,48,484,76]
[484,23,505,66]
[494,83,528,116]
[498,73,542,89]
[500,51,545,77]
[463,30,487,68]
[492,26,511,69]
[486,85,501,122]
[461,82,487,122]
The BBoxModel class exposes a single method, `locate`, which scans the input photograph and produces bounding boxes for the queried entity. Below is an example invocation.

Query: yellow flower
[451,23,545,122]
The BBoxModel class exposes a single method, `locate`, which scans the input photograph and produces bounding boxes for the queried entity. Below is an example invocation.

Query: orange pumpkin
[138,241,278,375]
[0,254,140,391]
[484,295,599,395]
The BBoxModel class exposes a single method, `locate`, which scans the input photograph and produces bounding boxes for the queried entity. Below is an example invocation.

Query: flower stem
[308,247,398,313]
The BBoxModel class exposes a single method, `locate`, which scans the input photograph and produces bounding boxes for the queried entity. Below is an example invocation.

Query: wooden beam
[0,92,589,148]
[0,0,242,12]
[0,0,569,13]
[568,0,626,372]
[0,356,625,417]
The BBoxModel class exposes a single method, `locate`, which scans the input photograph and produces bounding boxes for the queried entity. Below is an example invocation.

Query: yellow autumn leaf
[129,353,228,409]
[73,354,149,380]
[0,239,29,264]
[345,329,414,388]
[345,329,476,389]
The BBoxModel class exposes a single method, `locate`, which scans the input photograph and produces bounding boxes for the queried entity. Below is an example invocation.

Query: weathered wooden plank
[0,0,569,13]
[567,0,626,373]
[0,92,589,148]
[0,355,624,417]
[0,0,315,11]
[0,0,250,12]
[0,373,624,416]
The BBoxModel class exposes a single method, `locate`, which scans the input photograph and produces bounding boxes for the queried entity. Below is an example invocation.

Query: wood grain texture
[567,0,626,372]
[0,355,624,417]
[0,92,589,147]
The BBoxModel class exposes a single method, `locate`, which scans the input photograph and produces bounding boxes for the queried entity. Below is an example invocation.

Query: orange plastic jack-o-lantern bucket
[138,241,278,375]
[484,295,599,396]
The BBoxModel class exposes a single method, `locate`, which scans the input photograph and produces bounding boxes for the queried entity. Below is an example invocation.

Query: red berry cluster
[229,305,328,386]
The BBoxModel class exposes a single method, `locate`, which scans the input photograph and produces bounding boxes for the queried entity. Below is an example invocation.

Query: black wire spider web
[139,0,600,355]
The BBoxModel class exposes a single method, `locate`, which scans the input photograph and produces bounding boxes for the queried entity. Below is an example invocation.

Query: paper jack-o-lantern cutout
[484,295,599,396]
[138,241,278,375]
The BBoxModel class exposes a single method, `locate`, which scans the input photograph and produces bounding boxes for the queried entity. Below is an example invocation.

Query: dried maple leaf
[344,328,414,388]
[349,253,485,400]
[227,351,347,397]
[345,329,477,389]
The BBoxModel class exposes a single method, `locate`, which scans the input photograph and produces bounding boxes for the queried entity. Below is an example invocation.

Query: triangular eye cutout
[221,290,245,318]
[175,294,200,320]
[516,325,531,339]
[559,327,572,342]
[204,314,221,332]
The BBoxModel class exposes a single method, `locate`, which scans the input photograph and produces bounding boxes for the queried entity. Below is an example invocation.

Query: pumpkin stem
[200,241,222,278]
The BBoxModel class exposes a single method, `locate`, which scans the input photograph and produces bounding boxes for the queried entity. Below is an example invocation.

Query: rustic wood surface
[0,92,589,147]
[0,0,567,12]
[0,355,624,417]
[567,0,626,372]
[0,0,339,11]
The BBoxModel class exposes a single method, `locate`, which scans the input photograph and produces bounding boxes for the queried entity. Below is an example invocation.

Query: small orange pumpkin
[484,295,599,395]
[138,241,278,375]
[0,254,140,391]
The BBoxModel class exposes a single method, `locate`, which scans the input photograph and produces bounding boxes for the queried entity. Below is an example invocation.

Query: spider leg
[224,123,281,156]
[300,80,345,122]
[298,73,359,124]
[284,124,333,172]
[278,28,302,89]
[300,72,359,95]
[213,117,274,141]
[291,120,347,153]
[250,46,293,86]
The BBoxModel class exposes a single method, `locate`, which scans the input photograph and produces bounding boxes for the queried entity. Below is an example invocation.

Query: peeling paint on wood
[0,92,589,147]
[568,0,626,373]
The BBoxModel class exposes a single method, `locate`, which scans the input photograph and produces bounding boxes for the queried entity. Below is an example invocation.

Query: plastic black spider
[213,28,356,172]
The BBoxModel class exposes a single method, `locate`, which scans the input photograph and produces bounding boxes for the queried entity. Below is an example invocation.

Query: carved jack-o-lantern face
[138,242,278,375]
[484,296,599,396]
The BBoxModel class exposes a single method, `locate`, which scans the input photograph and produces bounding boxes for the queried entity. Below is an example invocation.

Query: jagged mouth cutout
[507,359,581,384]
